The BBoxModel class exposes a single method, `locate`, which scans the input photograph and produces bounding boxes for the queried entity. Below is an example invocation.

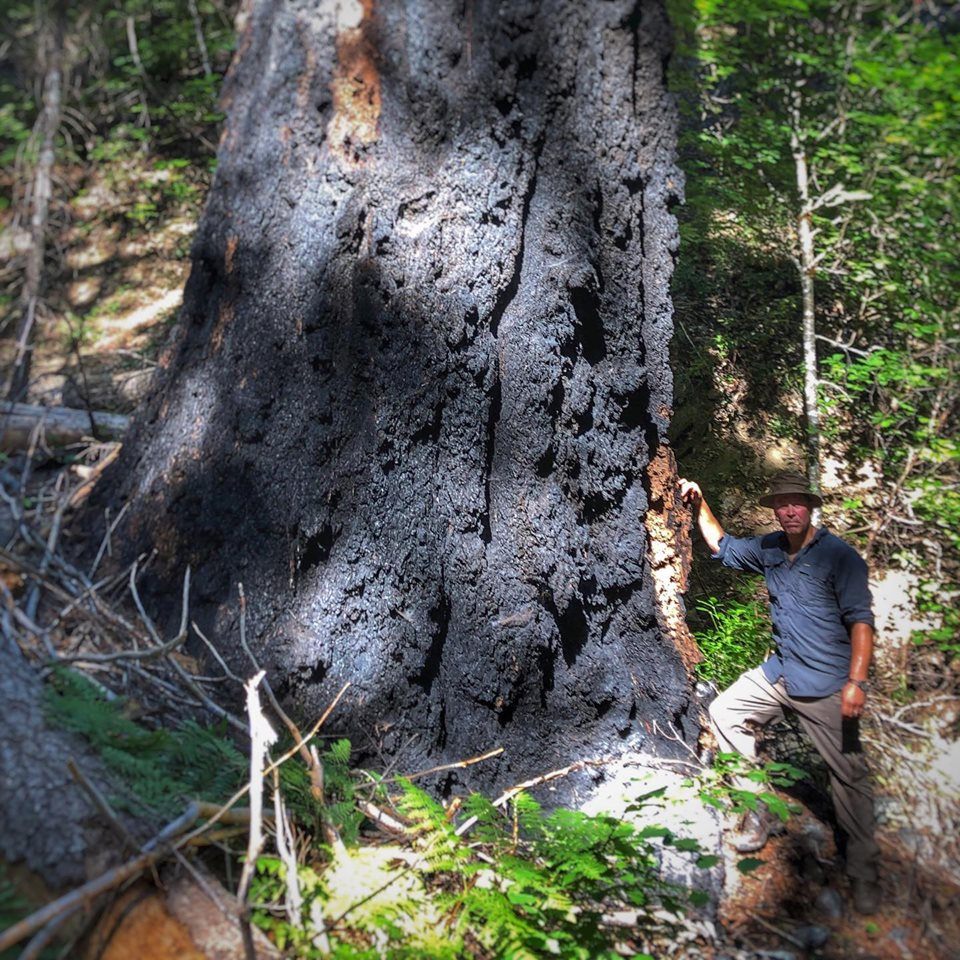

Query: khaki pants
[709,666,880,882]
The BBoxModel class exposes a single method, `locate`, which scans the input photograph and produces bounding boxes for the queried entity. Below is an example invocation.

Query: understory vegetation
[0,0,957,957]
[36,667,766,960]
[670,0,959,680]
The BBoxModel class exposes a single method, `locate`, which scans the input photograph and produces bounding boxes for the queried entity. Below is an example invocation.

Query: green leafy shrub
[0,82,33,169]
[698,752,806,821]
[911,580,960,661]
[692,595,771,690]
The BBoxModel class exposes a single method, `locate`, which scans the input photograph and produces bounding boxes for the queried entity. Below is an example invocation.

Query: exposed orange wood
[645,443,702,673]
[327,0,381,166]
[297,42,317,114]
[85,885,205,960]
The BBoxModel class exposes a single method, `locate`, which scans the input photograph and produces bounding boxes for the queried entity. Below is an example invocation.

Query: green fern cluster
[41,681,713,959]
[280,737,365,844]
[399,783,695,959]
[251,753,707,960]
[42,667,246,817]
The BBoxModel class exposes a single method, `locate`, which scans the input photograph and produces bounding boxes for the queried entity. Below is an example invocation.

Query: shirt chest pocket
[795,562,834,603]
[762,548,785,603]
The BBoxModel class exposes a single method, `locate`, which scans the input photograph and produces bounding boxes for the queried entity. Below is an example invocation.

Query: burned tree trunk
[96,0,698,789]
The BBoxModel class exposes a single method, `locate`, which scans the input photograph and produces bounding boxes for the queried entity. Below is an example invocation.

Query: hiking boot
[851,878,881,915]
[731,803,786,854]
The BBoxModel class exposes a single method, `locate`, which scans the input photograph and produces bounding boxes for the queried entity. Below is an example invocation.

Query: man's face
[771,493,813,536]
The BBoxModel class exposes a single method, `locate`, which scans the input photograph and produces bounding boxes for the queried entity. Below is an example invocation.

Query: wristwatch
[847,678,869,692]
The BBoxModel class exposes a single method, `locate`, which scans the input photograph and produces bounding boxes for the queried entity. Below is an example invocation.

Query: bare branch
[53,567,191,665]
[396,746,505,783]
[0,805,202,954]
[810,182,873,212]
[179,683,351,846]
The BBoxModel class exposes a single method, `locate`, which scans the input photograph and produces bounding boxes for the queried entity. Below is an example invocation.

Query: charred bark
[94,0,695,791]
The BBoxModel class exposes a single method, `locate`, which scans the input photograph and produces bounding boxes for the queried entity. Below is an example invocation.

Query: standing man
[678,470,881,915]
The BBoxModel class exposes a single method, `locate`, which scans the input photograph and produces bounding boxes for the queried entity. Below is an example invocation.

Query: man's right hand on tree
[677,478,725,554]
[678,478,703,507]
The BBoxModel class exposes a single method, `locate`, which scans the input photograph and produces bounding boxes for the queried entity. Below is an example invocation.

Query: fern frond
[42,667,245,817]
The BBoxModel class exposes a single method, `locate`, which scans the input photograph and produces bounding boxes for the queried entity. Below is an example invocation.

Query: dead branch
[358,799,409,836]
[193,619,244,682]
[179,683,351,847]
[187,0,213,76]
[0,545,140,639]
[52,566,192,666]
[88,501,129,578]
[750,913,807,949]
[194,801,273,826]
[237,671,277,960]
[236,583,317,778]
[69,442,122,509]
[272,769,304,929]
[455,755,613,837]
[4,9,64,402]
[0,805,201,954]
[397,746,505,783]
[67,756,140,854]
[18,911,76,960]
[128,561,247,733]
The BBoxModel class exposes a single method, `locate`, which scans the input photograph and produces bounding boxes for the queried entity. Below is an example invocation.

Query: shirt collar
[775,525,828,560]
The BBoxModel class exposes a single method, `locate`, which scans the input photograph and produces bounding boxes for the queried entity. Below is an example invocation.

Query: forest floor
[0,163,193,414]
[714,778,960,959]
[2,158,959,960]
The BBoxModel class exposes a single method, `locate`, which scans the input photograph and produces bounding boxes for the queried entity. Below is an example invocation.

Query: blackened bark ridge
[93,0,691,792]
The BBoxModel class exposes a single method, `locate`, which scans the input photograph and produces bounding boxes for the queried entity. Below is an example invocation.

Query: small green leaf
[737,858,765,874]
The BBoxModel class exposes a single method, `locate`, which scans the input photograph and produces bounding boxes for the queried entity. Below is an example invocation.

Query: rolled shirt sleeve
[715,534,765,574]
[833,548,875,628]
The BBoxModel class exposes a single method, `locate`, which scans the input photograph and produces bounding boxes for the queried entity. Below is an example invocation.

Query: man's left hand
[841,682,866,719]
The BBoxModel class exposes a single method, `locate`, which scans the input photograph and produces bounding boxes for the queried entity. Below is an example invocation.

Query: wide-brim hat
[758,471,823,508]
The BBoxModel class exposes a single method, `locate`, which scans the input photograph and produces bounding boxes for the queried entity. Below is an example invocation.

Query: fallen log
[0,631,278,960]
[0,402,129,451]
[81,864,281,960]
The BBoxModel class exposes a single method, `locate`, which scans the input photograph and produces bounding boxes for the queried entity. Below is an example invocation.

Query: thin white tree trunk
[5,15,63,401]
[188,0,213,77]
[790,103,822,500]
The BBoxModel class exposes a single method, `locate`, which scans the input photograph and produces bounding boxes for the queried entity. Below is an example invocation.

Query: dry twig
[237,671,278,960]
[236,583,318,780]
[398,746,505,783]
[178,683,351,850]
[455,755,613,837]
[52,565,192,666]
